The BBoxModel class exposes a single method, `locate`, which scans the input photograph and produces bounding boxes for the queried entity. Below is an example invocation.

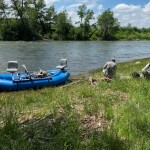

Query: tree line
[0,0,150,41]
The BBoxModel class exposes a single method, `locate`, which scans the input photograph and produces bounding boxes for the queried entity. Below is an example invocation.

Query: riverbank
[0,57,150,149]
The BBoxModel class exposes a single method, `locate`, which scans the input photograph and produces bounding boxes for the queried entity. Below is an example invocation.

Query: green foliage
[0,1,150,41]
[97,9,119,40]
[53,11,72,40]
[1,20,40,41]
[115,25,150,40]
[77,4,87,25]
[76,4,95,40]
[44,5,56,35]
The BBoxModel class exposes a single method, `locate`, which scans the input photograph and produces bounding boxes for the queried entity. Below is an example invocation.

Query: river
[0,41,150,75]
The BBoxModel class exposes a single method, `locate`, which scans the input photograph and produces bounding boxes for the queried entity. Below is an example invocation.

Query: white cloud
[5,0,60,7]
[114,3,141,12]
[86,3,97,9]
[113,3,150,28]
[4,0,11,6]
[67,10,79,25]
[65,2,102,26]
[66,3,82,10]
[75,0,91,3]
[66,2,101,11]
[45,0,60,7]
[143,2,150,12]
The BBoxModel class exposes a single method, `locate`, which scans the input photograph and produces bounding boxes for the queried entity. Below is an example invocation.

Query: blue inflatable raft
[0,59,70,91]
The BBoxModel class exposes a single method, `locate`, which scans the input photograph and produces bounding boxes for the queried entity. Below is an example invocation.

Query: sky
[5,0,150,28]
[44,0,150,28]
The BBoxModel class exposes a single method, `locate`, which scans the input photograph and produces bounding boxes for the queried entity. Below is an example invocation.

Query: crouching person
[142,63,150,79]
[103,58,117,79]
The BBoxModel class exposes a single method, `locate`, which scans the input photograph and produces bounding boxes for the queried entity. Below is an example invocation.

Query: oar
[22,64,33,79]
[22,64,29,74]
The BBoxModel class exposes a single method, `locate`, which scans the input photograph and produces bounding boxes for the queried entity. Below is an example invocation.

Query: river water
[0,41,150,75]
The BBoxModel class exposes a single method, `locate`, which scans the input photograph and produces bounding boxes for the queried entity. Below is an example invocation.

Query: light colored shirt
[103,61,117,78]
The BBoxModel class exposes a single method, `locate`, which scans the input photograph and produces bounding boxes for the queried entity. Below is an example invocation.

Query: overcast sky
[6,0,150,28]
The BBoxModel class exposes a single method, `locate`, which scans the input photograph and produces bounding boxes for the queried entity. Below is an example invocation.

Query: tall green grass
[0,57,150,149]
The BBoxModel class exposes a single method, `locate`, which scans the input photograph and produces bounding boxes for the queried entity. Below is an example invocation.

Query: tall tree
[77,4,86,26]
[31,0,46,35]
[84,9,94,39]
[8,0,42,40]
[11,0,26,25]
[0,0,9,26]
[97,9,119,40]
[45,5,56,36]
[53,11,72,40]
[76,4,94,40]
[10,0,30,40]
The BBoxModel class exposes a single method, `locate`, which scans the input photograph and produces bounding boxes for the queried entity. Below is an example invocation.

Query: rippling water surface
[0,41,150,75]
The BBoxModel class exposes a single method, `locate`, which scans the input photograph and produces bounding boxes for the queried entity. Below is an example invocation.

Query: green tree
[10,0,26,26]
[53,11,72,40]
[44,5,56,38]
[76,4,94,40]
[97,9,119,40]
[31,0,46,35]
[77,4,86,26]
[8,0,33,40]
[83,9,94,40]
[0,0,9,27]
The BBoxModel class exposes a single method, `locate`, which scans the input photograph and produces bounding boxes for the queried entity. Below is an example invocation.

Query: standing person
[103,58,117,79]
[142,63,150,79]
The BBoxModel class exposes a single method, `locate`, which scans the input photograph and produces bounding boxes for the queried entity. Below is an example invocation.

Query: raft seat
[6,61,18,73]
[56,59,67,70]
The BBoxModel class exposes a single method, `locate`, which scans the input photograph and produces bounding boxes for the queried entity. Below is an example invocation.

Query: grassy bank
[0,58,150,150]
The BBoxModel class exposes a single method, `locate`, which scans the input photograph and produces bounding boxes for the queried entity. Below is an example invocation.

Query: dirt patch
[73,103,84,114]
[81,114,108,132]
[102,89,128,101]
[119,92,128,101]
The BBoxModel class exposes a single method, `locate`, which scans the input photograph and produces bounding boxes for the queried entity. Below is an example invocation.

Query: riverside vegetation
[1,0,150,41]
[0,58,150,149]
